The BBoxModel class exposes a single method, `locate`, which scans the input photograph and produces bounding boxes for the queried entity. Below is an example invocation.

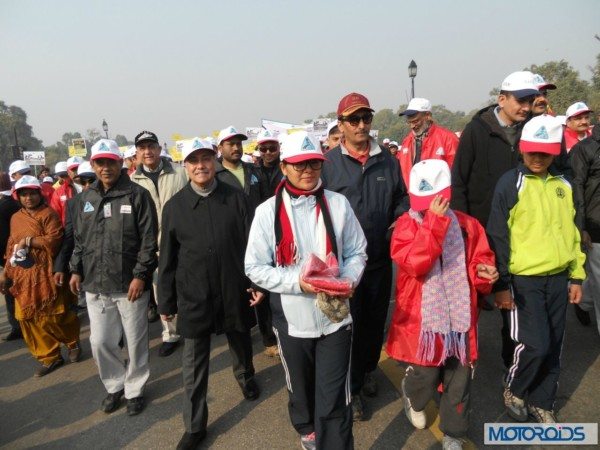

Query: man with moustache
[158,138,259,450]
[321,92,408,421]
[70,139,158,416]
[531,74,557,117]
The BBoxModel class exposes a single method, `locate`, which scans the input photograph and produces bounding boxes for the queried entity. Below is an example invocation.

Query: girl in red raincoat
[385,159,497,450]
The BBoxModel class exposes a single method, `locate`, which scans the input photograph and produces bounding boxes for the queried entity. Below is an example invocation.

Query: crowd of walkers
[0,69,598,450]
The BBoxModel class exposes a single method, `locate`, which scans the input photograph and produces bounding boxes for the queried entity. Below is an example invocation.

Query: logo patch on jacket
[83,201,94,212]
[402,147,409,154]
[377,176,386,181]
[556,187,565,198]
[250,174,259,185]
[435,147,445,156]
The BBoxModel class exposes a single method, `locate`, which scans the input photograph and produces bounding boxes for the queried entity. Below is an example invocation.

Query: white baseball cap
[256,129,278,145]
[500,71,539,99]
[54,161,68,175]
[124,146,137,159]
[8,160,31,177]
[182,137,216,162]
[532,73,556,91]
[67,156,84,170]
[566,102,593,120]
[42,176,54,183]
[519,115,563,156]
[217,126,248,146]
[382,138,390,144]
[160,149,173,161]
[400,98,432,116]
[91,139,122,161]
[409,159,451,211]
[327,121,339,135]
[14,175,41,191]
[280,132,326,164]
[77,161,95,177]
[203,136,217,147]
[389,141,399,148]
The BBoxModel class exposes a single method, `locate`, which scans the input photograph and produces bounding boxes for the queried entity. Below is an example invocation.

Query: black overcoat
[158,181,255,337]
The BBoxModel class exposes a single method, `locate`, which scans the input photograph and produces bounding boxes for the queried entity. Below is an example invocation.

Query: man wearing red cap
[321,92,408,421]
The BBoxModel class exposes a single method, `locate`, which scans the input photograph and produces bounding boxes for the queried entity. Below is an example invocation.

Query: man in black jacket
[571,123,600,334]
[69,139,158,417]
[321,92,408,421]
[451,71,539,373]
[158,138,260,450]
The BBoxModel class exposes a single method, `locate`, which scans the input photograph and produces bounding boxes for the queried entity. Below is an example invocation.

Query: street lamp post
[408,60,418,99]
[102,119,109,139]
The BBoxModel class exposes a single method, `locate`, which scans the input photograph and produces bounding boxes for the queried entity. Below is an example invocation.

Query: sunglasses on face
[79,178,95,186]
[339,113,373,127]
[289,160,323,172]
[258,146,279,153]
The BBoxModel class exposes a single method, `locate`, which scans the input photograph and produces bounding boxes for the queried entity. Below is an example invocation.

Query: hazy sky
[1,0,599,146]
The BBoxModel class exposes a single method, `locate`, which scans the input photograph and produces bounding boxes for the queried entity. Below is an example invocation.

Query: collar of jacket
[517,162,562,179]
[340,136,382,159]
[183,180,228,208]
[90,173,134,198]
[132,157,174,178]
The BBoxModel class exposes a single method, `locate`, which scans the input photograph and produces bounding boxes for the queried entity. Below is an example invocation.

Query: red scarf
[274,180,337,266]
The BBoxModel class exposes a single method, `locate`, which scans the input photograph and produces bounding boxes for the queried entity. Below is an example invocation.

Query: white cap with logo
[566,102,593,119]
[91,139,122,161]
[55,161,68,175]
[400,98,432,116]
[9,160,30,177]
[182,138,216,162]
[519,114,563,155]
[217,126,248,146]
[500,71,539,99]
[280,132,326,164]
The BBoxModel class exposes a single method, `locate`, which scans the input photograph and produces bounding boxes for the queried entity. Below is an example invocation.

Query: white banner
[23,151,45,166]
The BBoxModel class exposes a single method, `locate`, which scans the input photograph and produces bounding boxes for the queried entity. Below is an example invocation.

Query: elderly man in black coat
[158,138,261,450]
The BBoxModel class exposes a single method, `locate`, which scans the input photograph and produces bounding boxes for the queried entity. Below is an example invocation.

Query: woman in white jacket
[245,132,367,450]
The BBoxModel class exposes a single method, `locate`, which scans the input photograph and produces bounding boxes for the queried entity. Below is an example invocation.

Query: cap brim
[219,133,248,145]
[256,138,279,144]
[283,154,326,164]
[399,109,421,116]
[67,164,80,170]
[55,171,68,176]
[567,109,593,119]
[91,153,122,161]
[519,140,561,156]
[135,138,159,145]
[183,148,216,162]
[509,88,539,99]
[537,83,556,91]
[409,186,451,211]
[339,105,374,117]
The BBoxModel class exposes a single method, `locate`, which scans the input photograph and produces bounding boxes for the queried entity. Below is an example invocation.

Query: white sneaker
[442,435,464,450]
[401,378,426,429]
[528,404,557,423]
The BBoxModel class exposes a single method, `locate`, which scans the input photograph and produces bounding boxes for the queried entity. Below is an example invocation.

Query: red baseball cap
[337,92,374,117]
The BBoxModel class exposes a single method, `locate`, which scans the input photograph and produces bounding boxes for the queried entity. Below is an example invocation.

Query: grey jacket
[69,174,158,293]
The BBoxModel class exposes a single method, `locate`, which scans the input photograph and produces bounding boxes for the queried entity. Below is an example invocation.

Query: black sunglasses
[79,177,95,185]
[289,160,323,172]
[339,113,373,126]
[258,145,279,153]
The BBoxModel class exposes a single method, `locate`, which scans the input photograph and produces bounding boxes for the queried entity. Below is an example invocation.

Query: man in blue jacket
[321,92,408,421]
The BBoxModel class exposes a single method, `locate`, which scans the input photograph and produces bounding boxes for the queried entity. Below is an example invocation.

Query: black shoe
[239,378,260,400]
[126,396,145,416]
[101,389,124,413]
[158,341,179,357]
[147,305,159,323]
[574,304,591,326]
[176,431,207,450]
[3,329,22,341]
[34,358,64,377]
[362,371,378,397]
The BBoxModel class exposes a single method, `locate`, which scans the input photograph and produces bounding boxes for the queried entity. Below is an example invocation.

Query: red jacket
[564,126,592,153]
[397,123,458,187]
[40,182,55,206]
[385,210,495,366]
[50,181,76,225]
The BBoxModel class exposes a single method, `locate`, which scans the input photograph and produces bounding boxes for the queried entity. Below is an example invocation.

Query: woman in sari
[0,175,80,377]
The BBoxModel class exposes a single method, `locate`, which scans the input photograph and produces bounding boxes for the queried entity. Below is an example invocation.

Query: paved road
[1,299,598,449]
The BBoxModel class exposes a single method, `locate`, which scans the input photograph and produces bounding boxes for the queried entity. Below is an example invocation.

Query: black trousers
[350,262,392,394]
[403,358,472,438]
[274,325,353,450]
[500,309,515,368]
[4,292,20,332]
[506,273,568,411]
[255,293,277,347]
[182,330,255,433]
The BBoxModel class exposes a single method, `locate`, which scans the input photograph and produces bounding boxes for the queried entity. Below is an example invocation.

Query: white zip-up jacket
[245,189,367,338]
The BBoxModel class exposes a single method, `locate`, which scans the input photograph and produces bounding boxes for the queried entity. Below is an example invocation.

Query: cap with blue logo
[217,126,248,146]
[519,115,563,155]
[566,102,593,120]
[91,139,122,161]
[501,71,539,99]
[280,131,326,164]
[182,137,216,162]
[256,129,279,145]
[409,159,452,211]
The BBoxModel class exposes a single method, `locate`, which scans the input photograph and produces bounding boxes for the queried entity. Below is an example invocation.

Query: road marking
[378,349,476,449]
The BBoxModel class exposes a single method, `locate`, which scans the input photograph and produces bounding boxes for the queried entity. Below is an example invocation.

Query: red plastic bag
[301,253,352,297]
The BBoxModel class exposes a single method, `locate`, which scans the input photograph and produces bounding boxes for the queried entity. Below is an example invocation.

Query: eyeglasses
[339,113,373,127]
[289,160,323,172]
[79,178,95,186]
[258,145,279,153]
